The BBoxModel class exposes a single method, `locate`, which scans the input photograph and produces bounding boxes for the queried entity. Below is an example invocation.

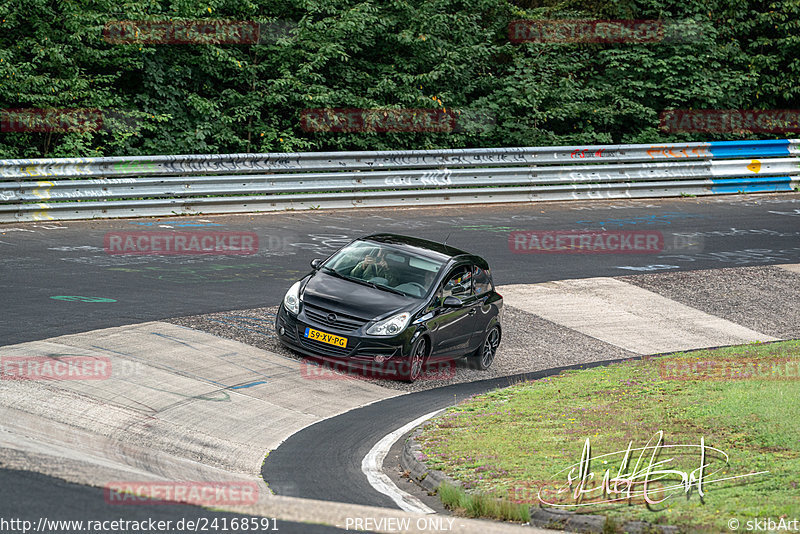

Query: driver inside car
[350,248,398,286]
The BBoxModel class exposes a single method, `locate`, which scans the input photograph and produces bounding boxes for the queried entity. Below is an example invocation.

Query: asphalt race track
[2,195,800,346]
[0,468,348,534]
[2,193,800,532]
[261,359,640,508]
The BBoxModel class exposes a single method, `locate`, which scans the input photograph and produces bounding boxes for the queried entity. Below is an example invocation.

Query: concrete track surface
[1,194,799,532]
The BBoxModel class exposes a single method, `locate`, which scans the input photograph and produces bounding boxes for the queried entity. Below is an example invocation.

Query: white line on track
[361,409,444,515]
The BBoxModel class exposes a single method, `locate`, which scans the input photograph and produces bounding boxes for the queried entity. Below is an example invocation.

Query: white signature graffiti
[384,169,452,186]
[290,233,353,256]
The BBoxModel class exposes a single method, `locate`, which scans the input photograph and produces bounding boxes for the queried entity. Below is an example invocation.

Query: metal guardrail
[1,140,798,222]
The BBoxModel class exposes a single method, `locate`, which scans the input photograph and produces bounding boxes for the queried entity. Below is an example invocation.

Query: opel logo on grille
[326,313,337,323]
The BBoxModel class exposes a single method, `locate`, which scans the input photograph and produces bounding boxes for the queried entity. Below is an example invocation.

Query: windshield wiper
[321,267,407,296]
[365,282,407,296]
[322,267,378,288]
[320,266,348,279]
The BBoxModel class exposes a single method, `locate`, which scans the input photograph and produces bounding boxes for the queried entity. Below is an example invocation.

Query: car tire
[400,336,428,383]
[467,326,500,370]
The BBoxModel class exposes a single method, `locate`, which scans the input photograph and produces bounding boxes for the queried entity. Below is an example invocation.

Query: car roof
[360,233,473,262]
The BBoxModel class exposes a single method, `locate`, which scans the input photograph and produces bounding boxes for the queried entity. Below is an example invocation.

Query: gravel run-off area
[168,265,800,392]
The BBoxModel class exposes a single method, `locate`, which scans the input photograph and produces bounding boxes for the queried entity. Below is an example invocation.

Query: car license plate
[304,327,347,348]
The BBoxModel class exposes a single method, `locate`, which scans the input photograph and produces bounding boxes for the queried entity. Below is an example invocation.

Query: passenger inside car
[324,241,444,297]
[350,248,398,285]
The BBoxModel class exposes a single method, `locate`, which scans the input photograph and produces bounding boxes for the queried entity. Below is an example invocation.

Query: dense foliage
[0,0,797,158]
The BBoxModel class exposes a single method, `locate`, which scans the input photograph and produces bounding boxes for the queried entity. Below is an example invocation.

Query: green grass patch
[437,482,530,523]
[419,340,800,532]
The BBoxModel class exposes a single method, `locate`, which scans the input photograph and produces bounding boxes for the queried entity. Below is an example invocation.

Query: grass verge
[437,482,530,523]
[418,340,800,532]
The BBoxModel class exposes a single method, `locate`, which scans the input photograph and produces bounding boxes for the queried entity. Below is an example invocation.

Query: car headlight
[366,312,411,336]
[283,281,302,315]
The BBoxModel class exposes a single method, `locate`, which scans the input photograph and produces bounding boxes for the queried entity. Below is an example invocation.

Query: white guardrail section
[0,140,798,221]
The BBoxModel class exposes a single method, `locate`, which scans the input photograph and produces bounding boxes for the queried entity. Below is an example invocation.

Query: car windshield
[322,240,445,298]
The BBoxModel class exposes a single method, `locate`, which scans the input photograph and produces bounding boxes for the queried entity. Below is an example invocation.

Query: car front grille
[298,335,351,357]
[302,303,370,332]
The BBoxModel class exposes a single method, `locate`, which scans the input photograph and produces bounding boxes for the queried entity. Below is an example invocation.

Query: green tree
[0,0,797,158]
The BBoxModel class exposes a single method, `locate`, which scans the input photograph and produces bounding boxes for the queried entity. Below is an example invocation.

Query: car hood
[301,271,417,319]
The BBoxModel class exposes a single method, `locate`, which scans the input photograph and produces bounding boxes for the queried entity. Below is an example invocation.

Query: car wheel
[467,326,500,370]
[401,336,428,382]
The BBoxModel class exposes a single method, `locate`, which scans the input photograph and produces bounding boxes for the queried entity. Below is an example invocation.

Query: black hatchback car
[275,234,503,382]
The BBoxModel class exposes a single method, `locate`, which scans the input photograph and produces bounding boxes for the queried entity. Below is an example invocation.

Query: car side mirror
[442,296,463,308]
[310,258,322,269]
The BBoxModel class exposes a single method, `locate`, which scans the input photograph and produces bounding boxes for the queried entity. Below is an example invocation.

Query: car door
[467,263,496,351]
[426,264,479,359]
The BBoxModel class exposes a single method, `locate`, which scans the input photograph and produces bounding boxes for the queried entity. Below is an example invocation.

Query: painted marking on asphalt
[616,264,679,271]
[50,295,117,302]
[231,381,267,389]
[151,331,200,349]
[500,278,779,355]
[362,409,444,515]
